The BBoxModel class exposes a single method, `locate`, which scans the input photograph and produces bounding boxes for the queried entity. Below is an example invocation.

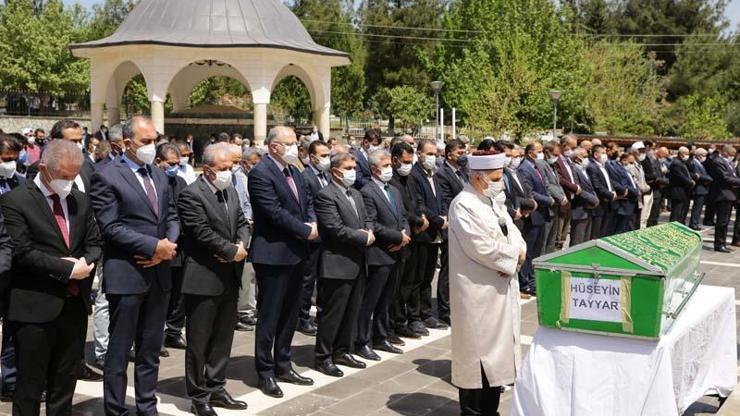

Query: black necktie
[346,189,359,219]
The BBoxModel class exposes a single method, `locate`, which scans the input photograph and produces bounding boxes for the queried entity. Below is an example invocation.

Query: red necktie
[50,194,79,296]
[283,168,299,201]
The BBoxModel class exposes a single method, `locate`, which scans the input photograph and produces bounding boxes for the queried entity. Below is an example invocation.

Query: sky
[62,0,740,32]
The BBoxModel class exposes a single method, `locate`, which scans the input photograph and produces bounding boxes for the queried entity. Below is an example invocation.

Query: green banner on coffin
[533,222,703,339]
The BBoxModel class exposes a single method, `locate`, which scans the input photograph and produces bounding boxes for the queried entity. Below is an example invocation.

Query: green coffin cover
[533,222,703,339]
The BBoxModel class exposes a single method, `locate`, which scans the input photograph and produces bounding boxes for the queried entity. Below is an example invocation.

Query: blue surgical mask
[165,165,179,178]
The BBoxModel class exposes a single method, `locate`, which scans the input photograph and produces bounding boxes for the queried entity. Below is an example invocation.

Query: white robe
[448,184,527,389]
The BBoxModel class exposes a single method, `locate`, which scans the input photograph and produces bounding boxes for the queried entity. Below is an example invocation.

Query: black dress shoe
[190,401,218,416]
[715,246,733,253]
[387,334,406,346]
[333,353,366,369]
[209,390,247,410]
[689,225,702,231]
[239,314,257,326]
[373,341,403,354]
[409,321,429,336]
[78,363,104,381]
[315,359,344,377]
[355,345,381,361]
[297,320,317,336]
[235,321,254,332]
[160,346,170,357]
[395,326,421,339]
[164,335,187,350]
[277,369,314,386]
[92,357,105,371]
[423,317,449,330]
[258,377,283,398]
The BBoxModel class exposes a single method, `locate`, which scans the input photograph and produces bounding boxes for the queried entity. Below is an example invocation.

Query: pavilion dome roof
[71,0,348,57]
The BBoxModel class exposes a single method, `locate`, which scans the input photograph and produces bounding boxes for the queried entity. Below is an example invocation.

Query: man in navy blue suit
[587,145,618,239]
[351,129,383,190]
[517,143,553,296]
[248,126,318,398]
[607,153,639,234]
[90,116,179,416]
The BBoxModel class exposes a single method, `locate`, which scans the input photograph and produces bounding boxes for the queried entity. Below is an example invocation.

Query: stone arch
[103,60,151,127]
[270,63,322,112]
[166,59,253,113]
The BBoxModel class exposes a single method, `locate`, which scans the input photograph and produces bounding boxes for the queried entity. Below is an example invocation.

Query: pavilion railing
[0,90,91,118]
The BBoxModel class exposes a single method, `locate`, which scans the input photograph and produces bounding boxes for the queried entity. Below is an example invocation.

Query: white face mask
[0,161,16,179]
[340,168,356,187]
[282,144,299,165]
[510,157,522,170]
[599,154,608,164]
[378,166,393,183]
[27,136,35,145]
[49,177,74,200]
[211,169,232,191]
[136,143,156,165]
[504,156,512,168]
[422,155,436,171]
[397,163,413,177]
[77,142,84,151]
[483,179,504,199]
[316,156,331,172]
[368,145,382,154]
[580,159,590,168]
[179,157,189,167]
[547,156,558,164]
[638,154,646,162]
[301,156,310,166]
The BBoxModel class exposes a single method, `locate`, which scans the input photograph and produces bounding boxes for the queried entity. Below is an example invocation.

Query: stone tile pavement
[0,214,737,416]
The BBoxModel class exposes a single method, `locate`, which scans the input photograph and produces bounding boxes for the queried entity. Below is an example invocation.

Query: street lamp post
[430,81,444,142]
[549,90,562,142]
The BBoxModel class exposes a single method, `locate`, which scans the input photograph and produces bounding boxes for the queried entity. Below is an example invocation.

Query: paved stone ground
[0,211,737,416]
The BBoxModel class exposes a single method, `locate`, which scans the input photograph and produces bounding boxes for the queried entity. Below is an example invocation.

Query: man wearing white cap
[448,150,526,416]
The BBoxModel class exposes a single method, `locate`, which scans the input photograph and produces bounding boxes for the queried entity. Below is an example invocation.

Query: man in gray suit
[314,152,375,378]
[538,142,567,254]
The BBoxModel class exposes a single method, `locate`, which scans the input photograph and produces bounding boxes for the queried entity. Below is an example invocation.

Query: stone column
[107,106,121,126]
[317,104,330,140]
[253,102,268,146]
[150,100,165,133]
[91,102,105,132]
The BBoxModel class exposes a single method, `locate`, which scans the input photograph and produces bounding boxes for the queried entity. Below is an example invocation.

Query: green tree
[0,0,90,93]
[582,41,663,135]
[672,94,731,140]
[381,86,433,133]
[424,0,589,137]
[271,76,313,123]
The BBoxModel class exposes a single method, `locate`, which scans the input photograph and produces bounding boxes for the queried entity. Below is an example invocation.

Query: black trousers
[458,366,501,416]
[165,266,186,338]
[670,199,688,224]
[389,257,406,333]
[715,201,733,249]
[704,192,717,225]
[647,189,664,227]
[356,264,395,348]
[520,222,545,291]
[590,213,606,240]
[436,243,450,323]
[299,244,321,324]
[395,244,417,327]
[613,214,633,235]
[253,263,304,380]
[316,275,365,361]
[184,291,238,403]
[417,243,440,322]
[1,320,16,395]
[104,283,170,416]
[12,297,86,416]
[689,195,706,228]
[733,203,740,244]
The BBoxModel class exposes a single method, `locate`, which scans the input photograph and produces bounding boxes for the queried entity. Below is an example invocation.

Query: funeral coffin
[533,222,704,339]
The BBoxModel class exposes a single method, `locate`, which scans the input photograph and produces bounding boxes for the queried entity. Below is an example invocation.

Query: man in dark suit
[607,153,639,234]
[154,144,189,351]
[517,143,553,296]
[1,140,102,415]
[495,143,528,232]
[388,142,426,342]
[248,126,317,398]
[26,120,95,192]
[356,150,410,361]
[177,143,249,415]
[668,147,695,225]
[644,145,670,227]
[0,134,24,400]
[94,125,109,142]
[351,129,383,190]
[314,152,374,377]
[409,139,448,333]
[297,140,331,336]
[433,139,467,327]
[556,135,581,247]
[709,145,740,253]
[90,116,179,416]
[587,145,617,239]
[688,148,713,230]
[569,148,598,245]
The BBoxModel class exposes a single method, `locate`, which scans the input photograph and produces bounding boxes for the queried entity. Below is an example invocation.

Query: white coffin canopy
[71,0,350,142]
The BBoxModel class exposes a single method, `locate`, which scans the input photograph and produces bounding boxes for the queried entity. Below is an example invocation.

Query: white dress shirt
[122,154,158,200]
[34,174,69,233]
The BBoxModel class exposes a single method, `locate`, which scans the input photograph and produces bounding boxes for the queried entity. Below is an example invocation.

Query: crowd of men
[0,118,736,416]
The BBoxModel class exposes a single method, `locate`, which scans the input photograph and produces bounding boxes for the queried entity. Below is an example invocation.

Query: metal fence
[0,90,90,117]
